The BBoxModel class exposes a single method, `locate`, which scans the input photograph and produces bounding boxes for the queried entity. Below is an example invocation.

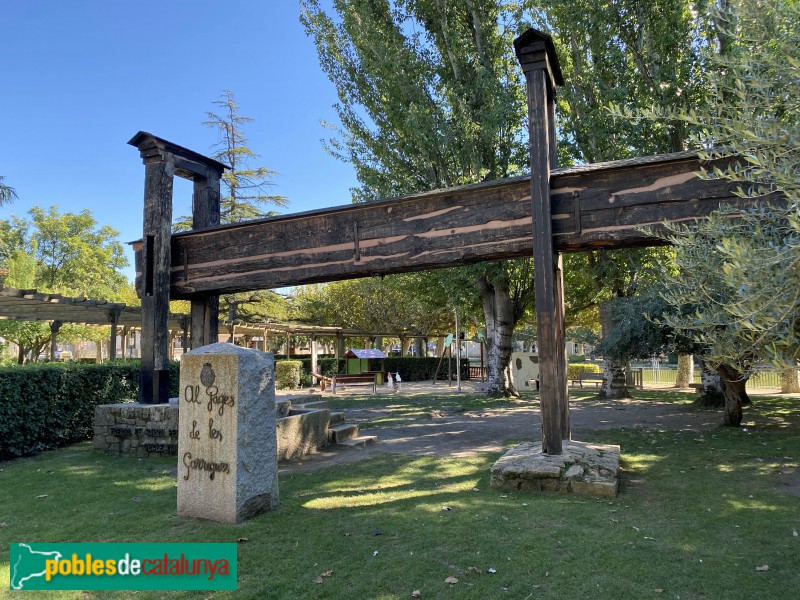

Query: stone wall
[94,397,330,461]
[93,403,179,457]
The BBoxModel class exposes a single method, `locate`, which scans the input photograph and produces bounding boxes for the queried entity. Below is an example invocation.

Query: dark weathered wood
[517,28,563,455]
[190,173,221,348]
[132,152,759,299]
[139,155,175,403]
[128,132,228,400]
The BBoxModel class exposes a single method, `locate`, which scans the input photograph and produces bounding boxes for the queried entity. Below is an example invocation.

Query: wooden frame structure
[132,29,764,454]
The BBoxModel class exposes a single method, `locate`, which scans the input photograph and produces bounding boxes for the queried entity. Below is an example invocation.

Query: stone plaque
[177,343,279,523]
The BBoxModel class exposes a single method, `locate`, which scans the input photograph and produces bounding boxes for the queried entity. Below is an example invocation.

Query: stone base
[93,403,179,458]
[94,398,332,461]
[490,440,620,498]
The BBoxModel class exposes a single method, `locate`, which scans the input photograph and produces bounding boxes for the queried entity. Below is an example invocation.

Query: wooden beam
[134,153,758,298]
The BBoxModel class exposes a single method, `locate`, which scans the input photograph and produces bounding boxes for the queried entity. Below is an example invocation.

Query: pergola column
[49,320,62,361]
[514,29,568,454]
[310,335,318,376]
[108,308,120,360]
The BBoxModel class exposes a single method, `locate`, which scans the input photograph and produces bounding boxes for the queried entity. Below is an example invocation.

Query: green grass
[2,392,799,599]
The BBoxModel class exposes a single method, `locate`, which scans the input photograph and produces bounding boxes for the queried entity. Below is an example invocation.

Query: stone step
[329,411,346,426]
[338,435,378,448]
[328,423,359,444]
[294,399,330,411]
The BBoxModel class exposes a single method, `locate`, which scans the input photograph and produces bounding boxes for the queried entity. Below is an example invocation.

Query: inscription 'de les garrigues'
[182,362,235,482]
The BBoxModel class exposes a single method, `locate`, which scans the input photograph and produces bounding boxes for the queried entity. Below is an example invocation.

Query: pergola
[0,285,188,360]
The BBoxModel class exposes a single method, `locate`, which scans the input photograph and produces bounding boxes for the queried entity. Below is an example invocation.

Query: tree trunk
[598,304,630,399]
[716,363,749,427]
[696,359,724,406]
[479,276,517,397]
[601,359,630,399]
[780,367,800,393]
[675,353,694,388]
[17,344,25,365]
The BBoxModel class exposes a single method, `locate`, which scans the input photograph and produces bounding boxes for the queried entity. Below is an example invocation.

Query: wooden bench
[575,372,605,388]
[332,374,377,394]
[689,383,703,393]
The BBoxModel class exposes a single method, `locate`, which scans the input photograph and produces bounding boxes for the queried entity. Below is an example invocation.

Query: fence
[641,368,782,390]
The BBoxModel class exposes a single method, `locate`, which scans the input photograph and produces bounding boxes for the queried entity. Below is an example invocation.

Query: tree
[302,0,535,395]
[626,0,800,424]
[0,207,128,362]
[0,176,16,205]
[524,0,714,398]
[212,89,288,224]
[27,206,128,298]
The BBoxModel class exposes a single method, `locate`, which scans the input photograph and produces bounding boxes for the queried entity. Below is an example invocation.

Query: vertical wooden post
[139,156,174,403]
[108,309,120,360]
[310,336,318,377]
[190,173,221,348]
[49,320,62,361]
[121,326,129,361]
[514,29,567,454]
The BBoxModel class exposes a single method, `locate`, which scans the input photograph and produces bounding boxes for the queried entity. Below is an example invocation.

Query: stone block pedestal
[177,343,279,523]
[490,440,620,498]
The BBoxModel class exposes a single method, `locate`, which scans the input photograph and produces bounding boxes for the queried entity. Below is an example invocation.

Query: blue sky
[1,0,358,282]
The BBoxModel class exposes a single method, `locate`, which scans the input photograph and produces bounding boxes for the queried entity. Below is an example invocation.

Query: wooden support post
[515,29,567,454]
[139,155,174,403]
[310,336,318,378]
[180,316,189,354]
[121,326,129,361]
[190,172,221,348]
[109,309,120,360]
[49,320,62,361]
[129,131,228,401]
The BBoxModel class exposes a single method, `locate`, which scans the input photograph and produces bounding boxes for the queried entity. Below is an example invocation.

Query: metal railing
[640,368,782,390]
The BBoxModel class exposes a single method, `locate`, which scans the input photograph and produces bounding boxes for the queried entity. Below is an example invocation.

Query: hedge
[0,361,180,459]
[566,362,602,381]
[276,360,302,389]
[285,356,471,382]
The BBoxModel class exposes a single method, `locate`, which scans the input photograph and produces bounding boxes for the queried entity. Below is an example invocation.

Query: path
[278,382,723,474]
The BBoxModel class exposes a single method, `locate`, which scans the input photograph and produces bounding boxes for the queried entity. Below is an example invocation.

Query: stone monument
[177,343,279,523]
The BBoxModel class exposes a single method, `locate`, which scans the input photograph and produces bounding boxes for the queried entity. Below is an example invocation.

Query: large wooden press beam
[134,151,754,300]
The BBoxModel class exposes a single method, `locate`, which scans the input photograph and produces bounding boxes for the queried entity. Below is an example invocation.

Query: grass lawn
[1,391,799,599]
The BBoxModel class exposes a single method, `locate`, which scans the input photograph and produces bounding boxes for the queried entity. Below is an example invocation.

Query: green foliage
[222,289,291,326]
[292,274,453,335]
[0,175,16,205]
[0,205,127,299]
[276,360,303,389]
[301,0,527,201]
[631,0,800,372]
[385,356,471,382]
[566,362,602,380]
[0,361,181,458]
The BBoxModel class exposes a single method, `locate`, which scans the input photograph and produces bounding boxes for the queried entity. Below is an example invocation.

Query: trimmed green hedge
[0,361,180,459]
[276,360,302,389]
[289,356,471,382]
[566,362,602,381]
